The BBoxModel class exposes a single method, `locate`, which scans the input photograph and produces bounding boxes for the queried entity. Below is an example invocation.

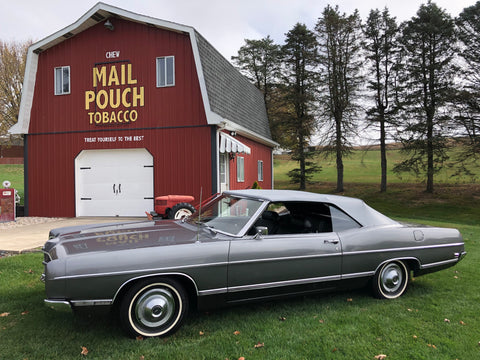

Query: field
[1,153,479,359]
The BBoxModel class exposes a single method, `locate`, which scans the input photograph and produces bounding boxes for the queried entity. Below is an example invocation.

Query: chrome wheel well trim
[112,272,199,305]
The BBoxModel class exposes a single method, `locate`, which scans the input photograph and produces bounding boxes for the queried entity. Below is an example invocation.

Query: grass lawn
[0,220,477,359]
[0,164,24,204]
[1,153,479,359]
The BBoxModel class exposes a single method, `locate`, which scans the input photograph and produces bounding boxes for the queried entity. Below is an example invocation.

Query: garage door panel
[75,149,153,217]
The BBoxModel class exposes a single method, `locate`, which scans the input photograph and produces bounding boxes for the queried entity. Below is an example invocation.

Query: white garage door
[75,148,154,216]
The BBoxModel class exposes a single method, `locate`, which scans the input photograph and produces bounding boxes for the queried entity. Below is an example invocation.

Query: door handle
[324,239,339,244]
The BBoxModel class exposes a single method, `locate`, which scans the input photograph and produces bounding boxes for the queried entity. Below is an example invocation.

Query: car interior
[249,202,334,235]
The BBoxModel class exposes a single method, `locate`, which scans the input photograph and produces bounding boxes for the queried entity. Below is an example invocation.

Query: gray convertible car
[42,190,466,338]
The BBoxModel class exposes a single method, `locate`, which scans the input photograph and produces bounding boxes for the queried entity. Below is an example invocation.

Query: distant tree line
[232,0,480,193]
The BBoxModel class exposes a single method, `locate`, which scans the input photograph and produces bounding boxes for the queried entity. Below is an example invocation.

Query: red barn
[10,3,276,217]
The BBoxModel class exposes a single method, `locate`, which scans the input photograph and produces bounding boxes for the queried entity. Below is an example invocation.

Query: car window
[250,202,334,235]
[329,205,361,232]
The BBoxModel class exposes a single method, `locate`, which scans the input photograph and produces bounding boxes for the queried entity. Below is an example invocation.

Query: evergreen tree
[315,5,364,192]
[364,8,400,192]
[454,1,480,174]
[231,37,283,141]
[281,23,321,190]
[394,1,457,193]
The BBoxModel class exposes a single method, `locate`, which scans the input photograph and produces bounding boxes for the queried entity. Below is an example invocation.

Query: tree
[316,5,364,192]
[280,23,321,190]
[364,8,400,192]
[0,40,30,139]
[394,1,457,193]
[231,37,284,143]
[454,1,480,175]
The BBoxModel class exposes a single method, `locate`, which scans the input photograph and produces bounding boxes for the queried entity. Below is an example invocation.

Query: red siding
[25,18,273,216]
[229,135,273,190]
[27,127,213,217]
[30,19,206,134]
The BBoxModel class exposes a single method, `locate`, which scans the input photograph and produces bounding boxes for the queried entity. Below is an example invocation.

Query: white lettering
[106,51,120,59]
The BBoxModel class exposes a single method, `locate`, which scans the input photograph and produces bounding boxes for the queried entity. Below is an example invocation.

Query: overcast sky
[1,0,478,61]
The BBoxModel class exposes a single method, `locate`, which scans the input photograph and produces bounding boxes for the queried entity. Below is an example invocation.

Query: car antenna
[196,187,203,243]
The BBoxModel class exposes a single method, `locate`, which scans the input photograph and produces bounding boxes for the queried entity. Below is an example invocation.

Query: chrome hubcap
[381,264,402,293]
[135,288,176,328]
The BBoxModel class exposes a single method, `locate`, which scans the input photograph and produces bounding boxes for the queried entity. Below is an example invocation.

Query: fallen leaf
[279,316,286,321]
[407,308,413,312]
[81,346,88,356]
[332,348,338,352]
[413,335,418,339]
[0,312,10,317]
[254,342,264,348]
[21,311,29,315]
[136,336,144,341]
[319,319,325,324]
[454,275,459,279]
[139,356,145,360]
[199,331,205,336]
[238,357,245,360]
[459,321,466,325]
[234,330,240,335]
[347,298,353,302]
[444,318,450,323]
[374,355,387,360]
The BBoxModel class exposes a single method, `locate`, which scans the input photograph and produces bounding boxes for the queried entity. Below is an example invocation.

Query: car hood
[44,220,217,257]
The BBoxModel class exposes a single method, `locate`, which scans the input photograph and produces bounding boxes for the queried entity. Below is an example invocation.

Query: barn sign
[85,63,145,126]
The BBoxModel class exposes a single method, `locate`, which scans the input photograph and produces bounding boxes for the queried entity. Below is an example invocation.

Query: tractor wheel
[168,202,196,220]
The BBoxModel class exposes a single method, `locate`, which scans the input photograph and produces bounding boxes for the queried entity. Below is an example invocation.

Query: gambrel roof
[11,2,275,147]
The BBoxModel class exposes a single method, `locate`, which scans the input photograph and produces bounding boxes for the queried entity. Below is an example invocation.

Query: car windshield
[187,194,264,236]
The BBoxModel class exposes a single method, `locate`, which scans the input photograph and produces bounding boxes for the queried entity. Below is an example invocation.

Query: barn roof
[11,2,275,147]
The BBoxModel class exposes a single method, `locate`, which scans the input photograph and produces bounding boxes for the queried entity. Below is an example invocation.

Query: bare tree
[0,39,31,140]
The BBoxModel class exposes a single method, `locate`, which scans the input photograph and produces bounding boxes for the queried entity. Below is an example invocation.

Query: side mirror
[253,226,268,239]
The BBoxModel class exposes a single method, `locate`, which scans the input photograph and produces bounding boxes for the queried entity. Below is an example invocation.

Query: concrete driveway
[0,217,144,253]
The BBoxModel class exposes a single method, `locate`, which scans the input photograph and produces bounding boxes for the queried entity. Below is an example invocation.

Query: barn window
[54,66,70,95]
[258,160,264,181]
[156,56,175,87]
[237,156,245,182]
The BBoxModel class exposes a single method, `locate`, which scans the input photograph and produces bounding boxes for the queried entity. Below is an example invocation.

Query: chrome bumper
[44,299,72,312]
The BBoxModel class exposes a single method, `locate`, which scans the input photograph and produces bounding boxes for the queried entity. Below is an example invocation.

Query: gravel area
[0,217,65,230]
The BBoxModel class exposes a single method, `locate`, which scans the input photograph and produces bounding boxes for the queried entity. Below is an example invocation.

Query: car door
[227,231,342,301]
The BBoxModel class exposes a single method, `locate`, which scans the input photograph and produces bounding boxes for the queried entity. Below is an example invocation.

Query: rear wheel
[120,278,188,338]
[373,260,409,299]
[169,203,196,219]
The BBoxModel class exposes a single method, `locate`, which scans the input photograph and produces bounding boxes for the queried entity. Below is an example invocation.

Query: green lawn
[0,220,477,359]
[0,164,24,204]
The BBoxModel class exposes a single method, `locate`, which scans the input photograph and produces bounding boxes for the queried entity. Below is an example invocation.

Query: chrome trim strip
[71,299,112,306]
[54,262,228,281]
[343,242,464,256]
[44,299,72,312]
[198,287,228,296]
[341,271,375,279]
[227,274,341,293]
[420,258,459,269]
[228,252,341,266]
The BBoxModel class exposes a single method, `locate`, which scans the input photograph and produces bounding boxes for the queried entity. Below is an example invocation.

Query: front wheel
[120,278,188,338]
[372,260,409,299]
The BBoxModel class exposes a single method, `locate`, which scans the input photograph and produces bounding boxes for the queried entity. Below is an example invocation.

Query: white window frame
[237,156,245,182]
[54,66,70,95]
[156,56,175,87]
[257,160,264,182]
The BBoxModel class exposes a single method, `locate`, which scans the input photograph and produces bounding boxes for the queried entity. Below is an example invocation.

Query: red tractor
[150,195,196,219]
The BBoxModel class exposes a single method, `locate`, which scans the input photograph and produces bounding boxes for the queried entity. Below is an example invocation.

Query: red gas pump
[0,180,16,222]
